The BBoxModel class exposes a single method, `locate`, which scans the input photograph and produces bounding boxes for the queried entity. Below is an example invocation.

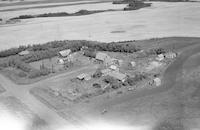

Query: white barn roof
[59,49,71,57]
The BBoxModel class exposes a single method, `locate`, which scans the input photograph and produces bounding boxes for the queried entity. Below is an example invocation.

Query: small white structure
[130,61,136,67]
[58,49,71,57]
[156,54,164,61]
[76,73,91,81]
[165,52,177,59]
[109,65,118,71]
[18,50,30,56]
[57,57,69,64]
[153,77,161,86]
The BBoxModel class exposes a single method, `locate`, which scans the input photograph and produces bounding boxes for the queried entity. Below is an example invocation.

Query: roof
[165,52,177,58]
[109,65,118,70]
[108,71,127,81]
[18,50,30,56]
[96,52,110,61]
[77,73,88,79]
[59,49,71,57]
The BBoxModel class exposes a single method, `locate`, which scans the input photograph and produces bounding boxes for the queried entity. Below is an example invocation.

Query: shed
[109,65,118,71]
[156,54,164,61]
[153,78,161,86]
[130,61,136,67]
[57,57,69,64]
[58,49,71,57]
[18,50,30,56]
[77,73,91,81]
[96,52,110,62]
[108,71,127,82]
[77,73,87,80]
[165,52,177,59]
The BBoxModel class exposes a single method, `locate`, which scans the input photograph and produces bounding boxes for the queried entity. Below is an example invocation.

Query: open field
[1,2,200,50]
[0,2,125,19]
[0,96,48,130]
[0,83,6,94]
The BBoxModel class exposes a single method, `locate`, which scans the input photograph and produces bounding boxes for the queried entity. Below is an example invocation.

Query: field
[0,96,48,130]
[1,2,200,50]
[0,83,6,94]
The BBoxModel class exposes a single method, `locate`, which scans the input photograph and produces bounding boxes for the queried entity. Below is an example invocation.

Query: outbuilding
[58,49,71,57]
[156,54,164,61]
[76,73,91,81]
[96,52,110,62]
[108,71,127,82]
[165,52,177,59]
[18,50,30,56]
[153,77,161,86]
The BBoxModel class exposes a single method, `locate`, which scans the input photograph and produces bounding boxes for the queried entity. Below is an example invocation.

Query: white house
[18,50,30,56]
[58,49,71,57]
[153,77,161,86]
[156,54,164,61]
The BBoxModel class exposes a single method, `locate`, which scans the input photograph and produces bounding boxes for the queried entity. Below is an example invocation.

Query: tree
[92,68,102,78]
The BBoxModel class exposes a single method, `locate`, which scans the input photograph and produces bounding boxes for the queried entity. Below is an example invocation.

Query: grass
[0,83,6,94]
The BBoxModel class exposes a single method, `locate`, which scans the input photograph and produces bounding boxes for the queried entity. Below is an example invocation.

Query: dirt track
[0,66,96,130]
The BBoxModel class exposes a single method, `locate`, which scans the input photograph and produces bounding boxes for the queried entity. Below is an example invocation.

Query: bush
[92,69,102,78]
[28,70,41,79]
[93,83,101,88]
[126,73,147,86]
[18,71,27,77]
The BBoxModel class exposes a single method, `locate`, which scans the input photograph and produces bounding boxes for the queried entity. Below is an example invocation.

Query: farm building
[18,50,30,56]
[58,49,71,57]
[130,61,136,67]
[96,52,110,63]
[165,52,177,59]
[76,73,91,81]
[109,65,119,71]
[153,77,161,86]
[57,57,69,64]
[156,54,164,61]
[108,71,127,82]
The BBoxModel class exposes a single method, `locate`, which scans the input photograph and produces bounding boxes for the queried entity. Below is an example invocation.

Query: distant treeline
[0,40,141,62]
[10,9,116,20]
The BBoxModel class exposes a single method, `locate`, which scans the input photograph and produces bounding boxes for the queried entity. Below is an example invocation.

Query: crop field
[1,2,200,50]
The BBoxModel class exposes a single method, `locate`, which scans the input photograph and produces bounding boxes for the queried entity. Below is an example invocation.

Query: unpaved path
[0,66,97,129]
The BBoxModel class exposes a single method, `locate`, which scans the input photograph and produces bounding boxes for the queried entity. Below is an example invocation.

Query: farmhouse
[108,71,127,82]
[58,49,71,57]
[18,50,30,56]
[96,52,110,63]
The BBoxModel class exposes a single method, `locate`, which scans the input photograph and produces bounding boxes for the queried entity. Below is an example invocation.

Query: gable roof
[96,52,110,61]
[18,50,30,56]
[59,49,71,57]
[108,71,127,81]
